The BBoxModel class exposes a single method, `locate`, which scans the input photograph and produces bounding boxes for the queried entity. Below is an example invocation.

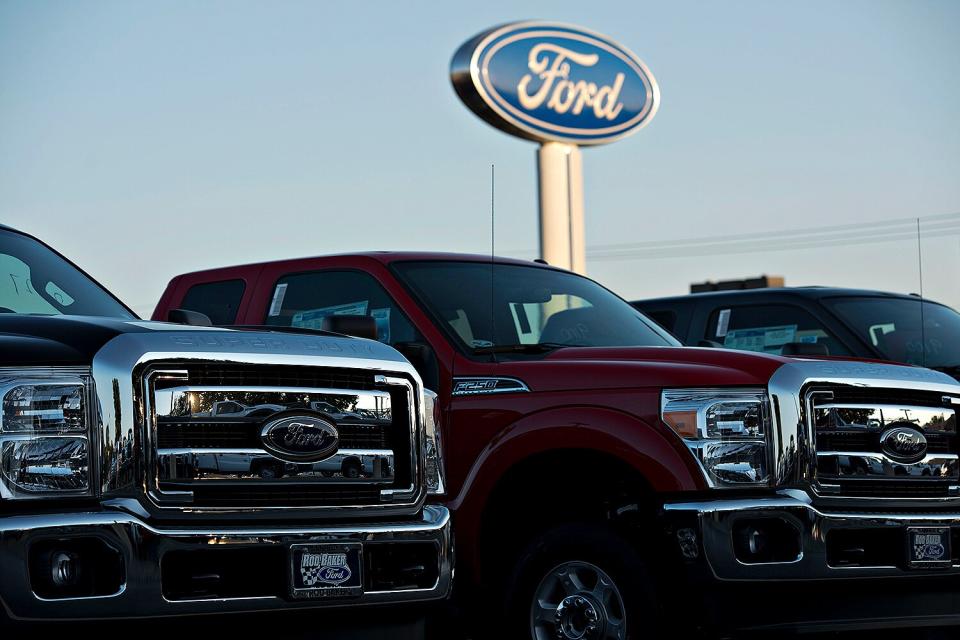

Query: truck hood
[0,315,153,366]
[0,315,406,368]
[492,346,793,392]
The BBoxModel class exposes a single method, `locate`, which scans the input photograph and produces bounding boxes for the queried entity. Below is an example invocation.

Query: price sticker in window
[268,283,288,317]
[716,309,731,338]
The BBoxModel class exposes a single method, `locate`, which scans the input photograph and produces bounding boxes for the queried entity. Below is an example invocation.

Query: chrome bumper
[0,505,452,621]
[664,491,960,580]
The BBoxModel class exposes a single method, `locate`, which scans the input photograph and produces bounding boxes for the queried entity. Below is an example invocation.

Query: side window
[705,304,851,356]
[180,279,245,325]
[263,270,421,347]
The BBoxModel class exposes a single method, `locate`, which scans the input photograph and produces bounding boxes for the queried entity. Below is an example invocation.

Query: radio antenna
[917,218,926,368]
[490,163,497,364]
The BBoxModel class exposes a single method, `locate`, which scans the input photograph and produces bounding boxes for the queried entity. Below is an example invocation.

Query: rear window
[179,279,245,325]
[263,270,422,346]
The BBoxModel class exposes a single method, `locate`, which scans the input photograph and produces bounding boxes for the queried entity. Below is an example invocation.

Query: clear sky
[1,0,958,318]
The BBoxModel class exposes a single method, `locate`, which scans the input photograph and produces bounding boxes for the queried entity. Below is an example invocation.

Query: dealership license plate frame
[906,527,952,570]
[289,542,363,599]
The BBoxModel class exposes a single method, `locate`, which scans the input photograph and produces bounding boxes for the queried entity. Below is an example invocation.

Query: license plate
[906,527,952,569]
[289,543,363,599]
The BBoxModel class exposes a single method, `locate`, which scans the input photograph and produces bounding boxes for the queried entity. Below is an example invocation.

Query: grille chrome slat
[182,364,377,391]
[815,451,959,480]
[156,421,390,450]
[156,448,395,484]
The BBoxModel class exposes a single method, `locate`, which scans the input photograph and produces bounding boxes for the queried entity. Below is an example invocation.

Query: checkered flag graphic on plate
[301,563,324,586]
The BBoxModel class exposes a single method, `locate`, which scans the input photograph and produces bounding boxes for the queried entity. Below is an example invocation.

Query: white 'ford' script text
[517,44,625,120]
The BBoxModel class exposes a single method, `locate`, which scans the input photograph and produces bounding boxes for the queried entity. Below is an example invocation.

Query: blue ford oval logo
[260,415,339,463]
[880,425,928,463]
[451,22,659,145]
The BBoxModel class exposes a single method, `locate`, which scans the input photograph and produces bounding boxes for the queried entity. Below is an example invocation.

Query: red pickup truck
[155,252,960,637]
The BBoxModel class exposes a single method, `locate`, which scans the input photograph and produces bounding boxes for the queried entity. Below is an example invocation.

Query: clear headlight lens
[662,389,770,487]
[2,384,86,433]
[0,375,93,499]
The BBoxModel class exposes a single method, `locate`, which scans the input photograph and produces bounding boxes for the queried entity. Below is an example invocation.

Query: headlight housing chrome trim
[423,389,446,495]
[661,388,771,488]
[0,367,97,500]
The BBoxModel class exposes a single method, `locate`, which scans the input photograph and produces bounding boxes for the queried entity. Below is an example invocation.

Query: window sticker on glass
[795,329,826,345]
[716,309,731,338]
[868,323,896,346]
[44,281,75,307]
[268,283,288,317]
[371,307,391,343]
[292,301,369,330]
[723,325,798,354]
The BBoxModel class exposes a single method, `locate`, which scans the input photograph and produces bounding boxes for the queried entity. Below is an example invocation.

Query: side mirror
[781,342,830,356]
[320,315,379,340]
[394,342,440,392]
[168,308,213,327]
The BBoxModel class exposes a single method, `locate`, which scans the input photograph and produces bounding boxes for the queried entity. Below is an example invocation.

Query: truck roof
[635,286,930,306]
[174,251,551,280]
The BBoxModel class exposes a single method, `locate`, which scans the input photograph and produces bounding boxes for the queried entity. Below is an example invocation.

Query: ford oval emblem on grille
[880,425,928,463]
[260,415,339,463]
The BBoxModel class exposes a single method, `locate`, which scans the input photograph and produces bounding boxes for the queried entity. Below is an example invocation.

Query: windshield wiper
[472,342,582,355]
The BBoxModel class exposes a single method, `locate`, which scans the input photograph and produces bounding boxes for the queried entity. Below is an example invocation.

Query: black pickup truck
[633,287,960,381]
[0,224,452,628]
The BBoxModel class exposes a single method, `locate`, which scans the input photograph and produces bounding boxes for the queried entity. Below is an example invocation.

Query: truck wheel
[504,523,660,640]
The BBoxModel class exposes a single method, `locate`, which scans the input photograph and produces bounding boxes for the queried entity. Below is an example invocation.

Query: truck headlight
[0,374,94,499]
[661,389,770,487]
[423,389,446,495]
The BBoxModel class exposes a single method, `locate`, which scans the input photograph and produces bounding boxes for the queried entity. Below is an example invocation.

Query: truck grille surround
[807,386,959,500]
[142,363,420,513]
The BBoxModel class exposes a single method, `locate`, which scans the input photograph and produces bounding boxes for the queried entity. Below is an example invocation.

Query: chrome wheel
[530,561,626,640]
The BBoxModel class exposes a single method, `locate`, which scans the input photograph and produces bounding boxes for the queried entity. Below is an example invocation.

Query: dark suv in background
[634,287,960,381]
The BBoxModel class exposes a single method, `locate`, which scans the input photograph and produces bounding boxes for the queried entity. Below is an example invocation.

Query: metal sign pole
[537,142,586,274]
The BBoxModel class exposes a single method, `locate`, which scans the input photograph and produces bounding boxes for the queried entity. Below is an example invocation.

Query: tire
[502,523,661,640]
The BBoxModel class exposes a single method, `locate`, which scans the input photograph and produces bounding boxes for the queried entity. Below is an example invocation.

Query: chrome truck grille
[808,386,959,499]
[142,364,419,511]
[768,361,960,503]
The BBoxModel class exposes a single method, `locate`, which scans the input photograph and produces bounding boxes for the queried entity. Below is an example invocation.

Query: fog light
[733,518,802,564]
[747,527,765,555]
[30,537,124,599]
[50,550,81,587]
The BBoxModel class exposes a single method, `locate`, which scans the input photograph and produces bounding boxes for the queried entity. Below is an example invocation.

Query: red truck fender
[446,405,707,578]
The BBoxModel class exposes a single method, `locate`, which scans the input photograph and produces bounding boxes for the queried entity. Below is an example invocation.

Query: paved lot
[6,611,958,638]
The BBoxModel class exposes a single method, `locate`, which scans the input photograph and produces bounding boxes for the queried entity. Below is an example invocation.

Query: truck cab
[633,287,960,381]
[158,252,960,637]
[0,229,452,625]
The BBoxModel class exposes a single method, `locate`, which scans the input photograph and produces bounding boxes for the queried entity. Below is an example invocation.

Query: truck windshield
[0,229,134,319]
[824,296,960,371]
[394,261,679,354]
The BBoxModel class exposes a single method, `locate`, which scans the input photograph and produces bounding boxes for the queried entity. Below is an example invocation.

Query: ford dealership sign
[451,22,659,145]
